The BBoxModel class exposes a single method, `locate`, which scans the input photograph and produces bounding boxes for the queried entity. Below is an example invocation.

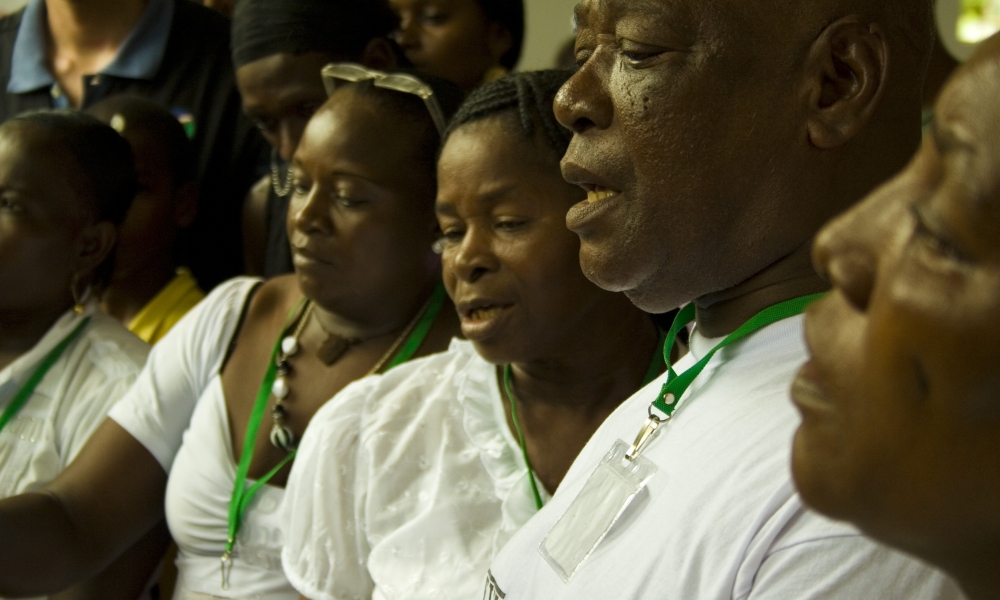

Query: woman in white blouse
[0,70,464,599]
[0,112,151,599]
[282,71,672,600]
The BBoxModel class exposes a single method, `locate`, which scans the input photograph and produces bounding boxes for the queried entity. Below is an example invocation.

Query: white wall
[0,0,27,17]
[518,0,577,71]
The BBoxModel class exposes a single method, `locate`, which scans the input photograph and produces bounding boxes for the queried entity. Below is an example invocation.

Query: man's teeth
[586,189,615,203]
[468,306,504,320]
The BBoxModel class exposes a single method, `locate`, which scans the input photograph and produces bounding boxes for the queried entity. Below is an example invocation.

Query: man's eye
[434,229,465,252]
[495,219,526,232]
[911,207,970,264]
[0,197,24,213]
[620,49,665,65]
[443,228,465,242]
[251,117,274,133]
[336,192,368,208]
[419,10,448,25]
[292,179,310,196]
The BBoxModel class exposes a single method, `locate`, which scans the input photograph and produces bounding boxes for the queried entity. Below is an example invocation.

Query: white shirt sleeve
[57,364,141,466]
[52,316,150,466]
[107,278,260,473]
[282,376,377,600]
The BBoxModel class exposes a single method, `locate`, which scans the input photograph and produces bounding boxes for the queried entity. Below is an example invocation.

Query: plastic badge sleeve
[538,439,658,582]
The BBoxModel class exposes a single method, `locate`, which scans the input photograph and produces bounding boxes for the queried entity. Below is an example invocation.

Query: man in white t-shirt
[484,0,965,598]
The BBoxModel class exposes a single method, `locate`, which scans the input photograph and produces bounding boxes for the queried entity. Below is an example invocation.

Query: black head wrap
[231,0,400,69]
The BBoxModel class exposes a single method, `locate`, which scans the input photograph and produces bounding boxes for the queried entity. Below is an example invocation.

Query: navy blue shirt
[0,0,267,288]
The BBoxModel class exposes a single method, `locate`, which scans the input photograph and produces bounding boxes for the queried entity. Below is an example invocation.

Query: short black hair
[231,0,400,68]
[7,110,137,227]
[86,95,197,186]
[444,70,573,160]
[6,109,138,291]
[477,0,525,69]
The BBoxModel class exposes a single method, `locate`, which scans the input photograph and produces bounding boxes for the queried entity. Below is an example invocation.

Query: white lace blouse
[0,309,148,499]
[0,309,149,600]
[282,339,547,600]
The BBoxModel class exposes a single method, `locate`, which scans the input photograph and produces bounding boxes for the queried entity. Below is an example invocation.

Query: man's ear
[360,37,401,70]
[487,22,514,65]
[72,221,117,280]
[173,181,199,229]
[803,17,889,149]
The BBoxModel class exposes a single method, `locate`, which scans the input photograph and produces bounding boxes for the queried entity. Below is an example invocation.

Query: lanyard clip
[625,413,667,461]
[220,548,233,590]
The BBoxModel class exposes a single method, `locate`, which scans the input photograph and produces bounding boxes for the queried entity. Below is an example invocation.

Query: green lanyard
[0,316,90,435]
[504,330,668,511]
[625,294,825,461]
[381,282,447,371]
[221,286,446,589]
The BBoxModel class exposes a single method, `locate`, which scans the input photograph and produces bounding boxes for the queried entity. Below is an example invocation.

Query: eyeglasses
[321,63,448,136]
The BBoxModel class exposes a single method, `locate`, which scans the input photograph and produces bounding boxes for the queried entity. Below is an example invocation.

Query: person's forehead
[929,60,1000,224]
[443,118,551,177]
[0,127,88,212]
[937,54,1000,160]
[301,93,426,173]
[238,53,331,92]
[575,0,706,25]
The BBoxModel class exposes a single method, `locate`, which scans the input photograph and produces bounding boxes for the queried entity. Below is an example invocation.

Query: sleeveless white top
[109,277,298,600]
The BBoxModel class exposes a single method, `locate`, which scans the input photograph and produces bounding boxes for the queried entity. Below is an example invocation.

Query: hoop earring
[270,148,293,198]
[70,274,93,315]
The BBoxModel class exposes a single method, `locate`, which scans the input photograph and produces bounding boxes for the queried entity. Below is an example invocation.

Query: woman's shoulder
[78,312,150,375]
[305,340,478,437]
[173,276,264,334]
[234,273,301,330]
[370,339,484,406]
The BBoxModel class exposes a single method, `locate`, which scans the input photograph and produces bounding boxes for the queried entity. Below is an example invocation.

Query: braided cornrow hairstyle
[443,70,573,161]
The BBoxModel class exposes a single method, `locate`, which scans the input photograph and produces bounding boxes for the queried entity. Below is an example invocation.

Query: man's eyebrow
[576,0,672,31]
[435,201,456,215]
[573,4,587,30]
[931,117,976,157]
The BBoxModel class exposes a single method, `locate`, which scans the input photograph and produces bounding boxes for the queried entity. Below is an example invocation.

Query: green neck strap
[381,282,447,372]
[652,293,826,419]
[504,330,668,511]
[222,286,445,588]
[0,316,90,435]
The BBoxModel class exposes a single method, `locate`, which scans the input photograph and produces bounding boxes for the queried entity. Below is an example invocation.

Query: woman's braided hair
[443,70,573,161]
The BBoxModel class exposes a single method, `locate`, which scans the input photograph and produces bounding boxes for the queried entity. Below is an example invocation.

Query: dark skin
[792,34,1000,600]
[0,122,168,600]
[0,86,459,595]
[0,123,115,372]
[555,0,928,338]
[44,0,149,107]
[390,0,512,91]
[228,87,459,485]
[436,116,662,493]
[99,130,198,326]
[237,46,397,275]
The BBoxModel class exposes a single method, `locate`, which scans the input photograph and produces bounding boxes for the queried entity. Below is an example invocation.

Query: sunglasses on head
[321,63,447,136]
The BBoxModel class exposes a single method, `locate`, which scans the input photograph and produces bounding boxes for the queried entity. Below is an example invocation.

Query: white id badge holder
[538,438,657,582]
